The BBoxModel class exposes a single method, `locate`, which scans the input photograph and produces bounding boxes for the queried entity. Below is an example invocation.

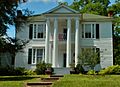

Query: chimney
[108,11,113,17]
[17,10,22,17]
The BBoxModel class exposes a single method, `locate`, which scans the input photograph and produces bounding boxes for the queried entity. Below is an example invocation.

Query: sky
[7,0,115,38]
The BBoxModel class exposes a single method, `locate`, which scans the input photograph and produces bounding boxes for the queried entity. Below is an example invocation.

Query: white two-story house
[15,4,113,73]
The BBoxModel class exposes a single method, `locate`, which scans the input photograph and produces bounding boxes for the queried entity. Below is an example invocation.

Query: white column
[49,43,52,63]
[45,18,50,63]
[75,17,79,66]
[66,18,71,67]
[52,18,58,67]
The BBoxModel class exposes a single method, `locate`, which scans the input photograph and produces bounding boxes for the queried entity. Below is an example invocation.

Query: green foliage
[35,62,53,75]
[35,62,47,75]
[24,70,36,75]
[58,2,68,5]
[69,63,75,69]
[46,63,52,68]
[80,2,104,15]
[99,65,120,75]
[0,0,18,36]
[75,64,84,74]
[108,2,120,15]
[70,0,110,15]
[0,66,35,76]
[112,12,120,65]
[78,48,100,69]
[87,70,97,75]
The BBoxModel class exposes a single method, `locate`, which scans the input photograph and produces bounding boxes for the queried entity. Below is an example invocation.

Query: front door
[63,53,66,67]
[63,28,67,40]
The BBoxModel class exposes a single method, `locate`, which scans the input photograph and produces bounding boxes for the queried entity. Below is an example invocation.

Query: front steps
[26,75,64,87]
[53,68,71,75]
[26,82,53,87]
[41,77,59,82]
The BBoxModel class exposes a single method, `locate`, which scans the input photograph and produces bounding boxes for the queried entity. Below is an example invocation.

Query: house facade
[15,4,113,72]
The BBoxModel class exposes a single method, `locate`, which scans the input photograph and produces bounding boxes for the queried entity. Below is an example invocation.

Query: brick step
[50,75,64,77]
[41,77,59,82]
[26,82,53,87]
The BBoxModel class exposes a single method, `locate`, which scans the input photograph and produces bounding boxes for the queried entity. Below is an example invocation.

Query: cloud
[28,0,64,3]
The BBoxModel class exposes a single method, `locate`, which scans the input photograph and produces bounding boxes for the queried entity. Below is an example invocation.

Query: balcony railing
[51,33,75,41]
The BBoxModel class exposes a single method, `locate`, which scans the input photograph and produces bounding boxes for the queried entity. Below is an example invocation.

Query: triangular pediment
[44,4,79,14]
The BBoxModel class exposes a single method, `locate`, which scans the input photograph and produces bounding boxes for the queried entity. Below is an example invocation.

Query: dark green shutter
[29,24,33,39]
[96,24,99,39]
[28,49,32,64]
[96,48,100,63]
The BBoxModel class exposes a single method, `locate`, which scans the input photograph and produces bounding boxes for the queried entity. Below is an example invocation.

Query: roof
[82,13,113,21]
[27,4,113,22]
[44,4,79,14]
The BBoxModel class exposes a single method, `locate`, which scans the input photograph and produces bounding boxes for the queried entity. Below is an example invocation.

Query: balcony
[50,33,75,41]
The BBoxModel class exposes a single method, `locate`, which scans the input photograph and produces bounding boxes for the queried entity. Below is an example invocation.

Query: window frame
[30,47,45,64]
[29,22,46,40]
[82,23,99,39]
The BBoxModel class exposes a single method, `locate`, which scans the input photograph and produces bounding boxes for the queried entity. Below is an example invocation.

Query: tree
[0,0,27,36]
[0,0,29,66]
[109,2,120,65]
[70,0,110,15]
[0,0,17,36]
[78,48,100,70]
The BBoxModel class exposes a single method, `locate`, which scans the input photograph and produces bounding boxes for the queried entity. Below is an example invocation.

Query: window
[28,48,45,64]
[29,23,46,39]
[85,24,91,38]
[82,24,99,39]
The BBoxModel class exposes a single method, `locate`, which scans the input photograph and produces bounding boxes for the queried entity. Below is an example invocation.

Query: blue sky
[7,0,115,38]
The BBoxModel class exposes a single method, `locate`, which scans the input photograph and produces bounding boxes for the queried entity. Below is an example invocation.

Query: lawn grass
[52,75,120,87]
[0,75,48,87]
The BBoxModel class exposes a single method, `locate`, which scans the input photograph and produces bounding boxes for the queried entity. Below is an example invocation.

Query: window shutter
[96,24,99,39]
[28,49,32,64]
[29,24,33,39]
[96,48,100,63]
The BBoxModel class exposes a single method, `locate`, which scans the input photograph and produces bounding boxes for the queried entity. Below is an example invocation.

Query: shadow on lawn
[0,76,39,81]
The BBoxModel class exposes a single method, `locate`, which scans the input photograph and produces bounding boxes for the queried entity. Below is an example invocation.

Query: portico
[44,5,81,68]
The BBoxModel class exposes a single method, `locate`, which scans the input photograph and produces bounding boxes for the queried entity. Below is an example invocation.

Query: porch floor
[53,68,71,75]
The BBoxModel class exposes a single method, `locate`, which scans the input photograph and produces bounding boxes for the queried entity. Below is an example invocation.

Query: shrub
[35,62,53,75]
[87,70,97,75]
[35,62,47,75]
[0,66,35,76]
[0,66,15,76]
[24,70,36,75]
[15,67,26,75]
[75,64,84,74]
[99,65,120,75]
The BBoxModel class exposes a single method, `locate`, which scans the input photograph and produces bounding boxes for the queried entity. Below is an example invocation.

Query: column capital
[46,17,50,20]
[75,17,79,20]
[67,17,71,20]
[54,17,58,20]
